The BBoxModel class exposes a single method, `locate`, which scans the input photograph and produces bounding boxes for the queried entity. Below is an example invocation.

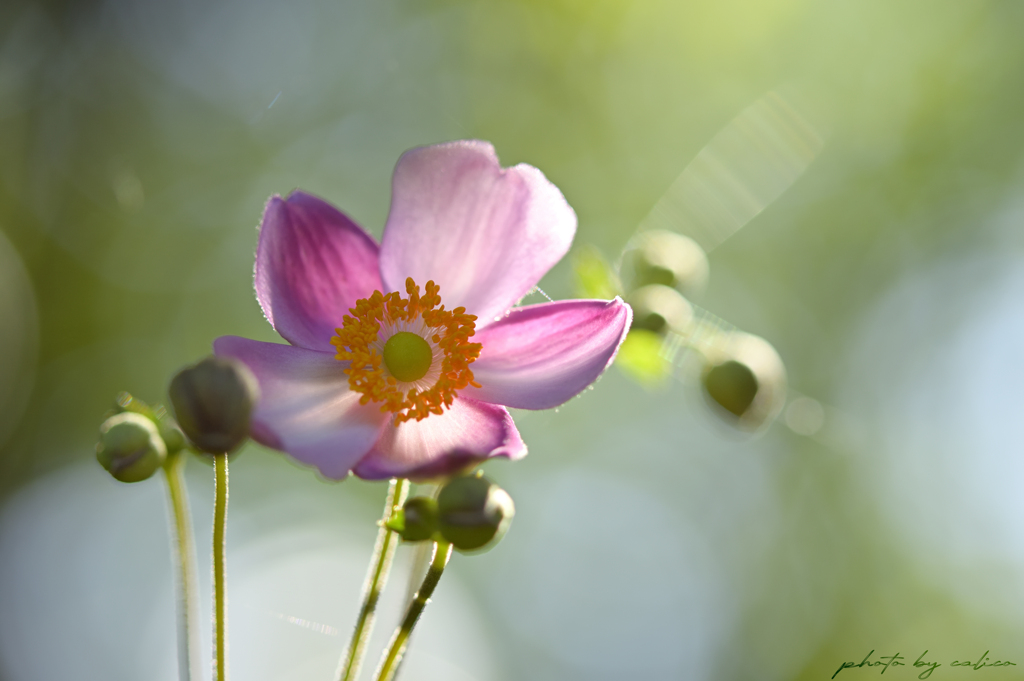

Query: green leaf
[572,245,622,300]
[615,330,671,388]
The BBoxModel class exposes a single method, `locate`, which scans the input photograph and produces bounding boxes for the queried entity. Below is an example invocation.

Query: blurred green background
[3,0,1024,679]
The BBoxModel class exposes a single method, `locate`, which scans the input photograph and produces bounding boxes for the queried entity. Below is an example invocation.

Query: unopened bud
[437,472,515,553]
[96,412,167,482]
[386,496,439,542]
[623,231,709,297]
[169,356,259,454]
[114,392,187,454]
[157,418,187,454]
[627,284,693,335]
[702,332,786,430]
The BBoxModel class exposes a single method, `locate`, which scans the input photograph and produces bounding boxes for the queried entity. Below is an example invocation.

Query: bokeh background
[3,0,1024,679]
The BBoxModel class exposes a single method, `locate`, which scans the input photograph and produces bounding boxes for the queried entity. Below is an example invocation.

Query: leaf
[572,245,622,300]
[615,330,671,388]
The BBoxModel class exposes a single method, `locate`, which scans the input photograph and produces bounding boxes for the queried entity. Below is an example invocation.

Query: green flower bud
[156,417,187,454]
[169,356,260,454]
[96,412,167,483]
[437,473,515,553]
[386,496,440,542]
[113,392,187,454]
[626,284,693,335]
[702,332,786,430]
[623,231,709,297]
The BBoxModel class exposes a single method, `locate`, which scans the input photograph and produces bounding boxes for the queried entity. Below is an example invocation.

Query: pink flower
[215,141,631,480]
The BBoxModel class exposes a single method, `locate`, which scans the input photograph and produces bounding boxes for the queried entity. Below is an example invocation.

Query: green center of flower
[329,278,483,424]
[383,331,433,382]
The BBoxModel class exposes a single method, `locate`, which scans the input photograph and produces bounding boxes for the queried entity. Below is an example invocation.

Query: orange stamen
[329,278,483,424]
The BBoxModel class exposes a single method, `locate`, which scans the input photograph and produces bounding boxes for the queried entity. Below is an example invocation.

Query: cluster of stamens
[330,278,482,424]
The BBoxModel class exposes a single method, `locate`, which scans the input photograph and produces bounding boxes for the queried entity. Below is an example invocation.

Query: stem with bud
[337,478,410,681]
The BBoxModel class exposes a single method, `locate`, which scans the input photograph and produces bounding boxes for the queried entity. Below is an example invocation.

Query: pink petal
[379,141,576,325]
[255,191,383,352]
[461,298,632,410]
[214,336,389,480]
[353,397,526,480]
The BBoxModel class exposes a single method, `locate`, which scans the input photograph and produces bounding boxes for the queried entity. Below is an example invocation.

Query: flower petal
[214,336,389,480]
[353,397,526,480]
[255,191,383,351]
[461,298,632,409]
[379,140,576,325]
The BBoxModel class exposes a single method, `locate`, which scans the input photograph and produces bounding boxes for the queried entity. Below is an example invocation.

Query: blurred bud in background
[386,496,440,542]
[622,231,709,299]
[702,332,786,430]
[168,356,259,455]
[704,361,758,416]
[437,472,515,553]
[627,284,693,335]
[96,412,167,483]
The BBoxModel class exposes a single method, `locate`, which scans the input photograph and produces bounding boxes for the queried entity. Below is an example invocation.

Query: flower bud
[114,392,187,454]
[702,332,786,430]
[156,417,187,455]
[626,284,693,335]
[437,473,515,553]
[623,231,709,297]
[386,496,439,542]
[96,412,167,482]
[168,356,260,454]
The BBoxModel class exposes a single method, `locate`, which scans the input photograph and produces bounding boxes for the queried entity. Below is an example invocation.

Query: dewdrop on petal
[437,472,515,553]
[169,356,260,454]
[96,411,167,482]
[702,332,786,430]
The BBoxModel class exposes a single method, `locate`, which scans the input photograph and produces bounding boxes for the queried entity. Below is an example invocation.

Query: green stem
[213,454,229,681]
[163,451,202,681]
[400,484,438,608]
[337,478,410,681]
[373,541,453,681]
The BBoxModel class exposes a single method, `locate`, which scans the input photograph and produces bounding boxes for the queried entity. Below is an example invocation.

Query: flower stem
[373,540,453,681]
[337,478,410,681]
[163,451,202,681]
[213,454,229,681]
